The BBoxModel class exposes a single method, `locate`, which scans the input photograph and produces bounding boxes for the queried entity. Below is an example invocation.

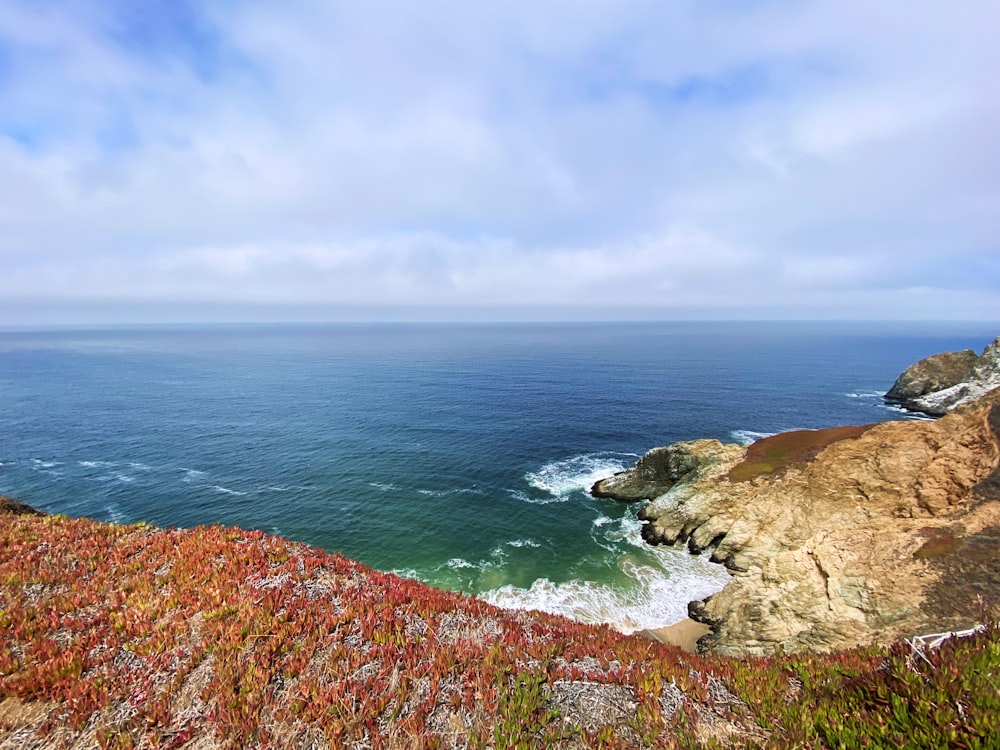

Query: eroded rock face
[887,338,1000,416]
[596,395,1000,657]
[591,440,743,501]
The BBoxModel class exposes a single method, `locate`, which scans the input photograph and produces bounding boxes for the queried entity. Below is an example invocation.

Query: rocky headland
[593,341,1000,657]
[885,336,1000,415]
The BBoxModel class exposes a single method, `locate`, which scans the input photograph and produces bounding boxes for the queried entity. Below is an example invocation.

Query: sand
[642,618,711,653]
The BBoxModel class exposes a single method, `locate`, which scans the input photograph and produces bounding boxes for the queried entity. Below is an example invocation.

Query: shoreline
[641,618,711,653]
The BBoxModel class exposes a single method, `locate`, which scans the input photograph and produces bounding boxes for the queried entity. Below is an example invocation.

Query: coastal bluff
[885,336,1000,416]
[593,348,1000,657]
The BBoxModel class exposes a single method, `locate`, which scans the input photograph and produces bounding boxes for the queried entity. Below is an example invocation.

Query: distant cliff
[886,337,1000,416]
[594,346,1000,657]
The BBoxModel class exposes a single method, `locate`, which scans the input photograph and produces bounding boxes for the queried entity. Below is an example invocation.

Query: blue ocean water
[0,321,995,632]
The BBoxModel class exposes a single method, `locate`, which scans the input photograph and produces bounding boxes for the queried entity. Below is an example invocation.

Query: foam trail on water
[880,403,936,421]
[506,539,541,549]
[417,487,487,498]
[211,485,248,497]
[729,430,776,445]
[445,558,478,570]
[525,453,635,500]
[507,489,562,506]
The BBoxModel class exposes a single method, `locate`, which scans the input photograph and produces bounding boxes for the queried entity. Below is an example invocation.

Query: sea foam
[481,550,729,634]
[525,453,635,500]
[481,511,730,633]
[729,430,776,445]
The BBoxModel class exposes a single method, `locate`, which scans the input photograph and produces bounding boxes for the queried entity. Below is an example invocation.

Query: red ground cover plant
[1,506,997,748]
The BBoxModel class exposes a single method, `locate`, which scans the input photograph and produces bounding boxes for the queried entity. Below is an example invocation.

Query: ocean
[0,321,994,633]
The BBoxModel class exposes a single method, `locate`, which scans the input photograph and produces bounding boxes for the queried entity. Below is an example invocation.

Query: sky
[1,0,998,324]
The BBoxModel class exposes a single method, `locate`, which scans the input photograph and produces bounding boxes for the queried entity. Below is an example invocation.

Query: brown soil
[924,525,1000,628]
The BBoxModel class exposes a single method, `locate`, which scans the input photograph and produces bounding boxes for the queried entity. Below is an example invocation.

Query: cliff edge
[594,350,1000,657]
[886,337,1000,415]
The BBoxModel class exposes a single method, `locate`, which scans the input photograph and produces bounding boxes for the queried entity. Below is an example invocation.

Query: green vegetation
[727,425,873,483]
[1,510,997,748]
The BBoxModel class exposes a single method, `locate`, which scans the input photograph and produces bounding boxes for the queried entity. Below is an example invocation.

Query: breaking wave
[524,453,635,501]
[481,550,729,634]
[729,429,776,445]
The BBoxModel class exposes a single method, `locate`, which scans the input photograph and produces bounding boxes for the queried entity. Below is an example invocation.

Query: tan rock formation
[887,337,1000,415]
[596,391,1000,656]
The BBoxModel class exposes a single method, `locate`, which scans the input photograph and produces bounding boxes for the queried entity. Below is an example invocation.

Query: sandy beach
[643,618,711,653]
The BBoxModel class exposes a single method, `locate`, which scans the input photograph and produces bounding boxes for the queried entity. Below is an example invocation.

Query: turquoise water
[0,321,994,631]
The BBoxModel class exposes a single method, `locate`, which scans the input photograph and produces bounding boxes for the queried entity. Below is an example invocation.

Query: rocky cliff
[886,337,1000,415]
[595,368,1000,657]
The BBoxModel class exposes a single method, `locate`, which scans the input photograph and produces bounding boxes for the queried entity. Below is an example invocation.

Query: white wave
[128,462,152,471]
[506,539,542,549]
[507,489,565,505]
[481,551,729,634]
[105,505,125,523]
[880,403,937,421]
[211,485,248,497]
[417,487,487,498]
[181,468,206,482]
[369,481,400,492]
[391,568,421,580]
[30,459,61,469]
[592,515,612,528]
[110,472,135,484]
[846,391,885,399]
[445,558,479,570]
[79,460,115,469]
[526,453,633,499]
[729,430,776,445]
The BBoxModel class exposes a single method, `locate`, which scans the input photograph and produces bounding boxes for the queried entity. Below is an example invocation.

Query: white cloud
[0,0,998,321]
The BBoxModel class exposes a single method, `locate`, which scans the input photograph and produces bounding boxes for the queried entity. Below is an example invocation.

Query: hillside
[1,500,999,748]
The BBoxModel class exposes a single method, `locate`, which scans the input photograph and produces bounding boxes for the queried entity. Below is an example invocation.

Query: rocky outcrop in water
[886,337,1000,416]
[591,441,743,501]
[595,388,1000,657]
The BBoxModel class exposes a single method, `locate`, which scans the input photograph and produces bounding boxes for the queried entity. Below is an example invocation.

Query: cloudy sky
[1,0,998,323]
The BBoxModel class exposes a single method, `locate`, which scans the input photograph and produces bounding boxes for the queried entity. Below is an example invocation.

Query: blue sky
[1,0,998,323]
